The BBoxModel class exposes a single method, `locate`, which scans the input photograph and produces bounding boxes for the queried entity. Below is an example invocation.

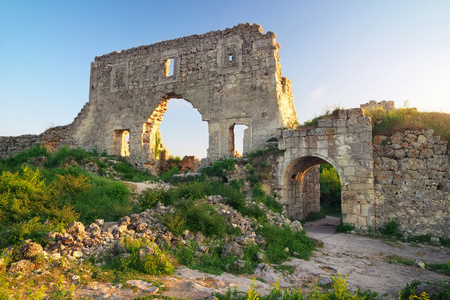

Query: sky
[1,0,449,158]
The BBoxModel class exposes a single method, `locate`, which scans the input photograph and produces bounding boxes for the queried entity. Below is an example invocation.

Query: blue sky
[1,0,449,158]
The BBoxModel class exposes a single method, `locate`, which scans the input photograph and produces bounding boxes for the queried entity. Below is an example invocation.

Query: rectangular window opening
[164,58,175,77]
[228,54,233,62]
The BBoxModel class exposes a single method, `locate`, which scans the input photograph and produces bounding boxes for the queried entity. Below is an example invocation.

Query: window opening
[228,54,233,62]
[113,129,130,157]
[121,131,130,157]
[164,58,175,77]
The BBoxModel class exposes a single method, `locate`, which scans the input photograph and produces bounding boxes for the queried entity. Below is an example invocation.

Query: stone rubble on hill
[7,193,300,277]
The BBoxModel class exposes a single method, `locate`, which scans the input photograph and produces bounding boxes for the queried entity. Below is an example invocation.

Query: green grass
[426,261,450,276]
[365,107,450,141]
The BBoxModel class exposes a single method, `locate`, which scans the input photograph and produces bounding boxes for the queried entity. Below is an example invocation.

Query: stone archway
[276,108,375,230]
[281,155,344,221]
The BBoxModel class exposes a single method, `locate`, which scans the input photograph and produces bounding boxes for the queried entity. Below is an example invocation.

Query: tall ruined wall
[373,129,449,237]
[73,23,297,166]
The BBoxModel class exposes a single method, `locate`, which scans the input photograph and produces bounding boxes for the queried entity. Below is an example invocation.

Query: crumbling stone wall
[277,108,375,230]
[0,125,75,159]
[373,129,449,237]
[73,23,297,167]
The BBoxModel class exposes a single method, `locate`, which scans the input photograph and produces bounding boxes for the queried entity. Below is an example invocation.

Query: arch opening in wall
[142,98,208,161]
[228,123,249,158]
[281,156,343,222]
[113,129,130,157]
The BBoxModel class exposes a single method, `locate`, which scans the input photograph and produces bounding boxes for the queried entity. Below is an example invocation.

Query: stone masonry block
[347,108,363,118]
[318,119,333,128]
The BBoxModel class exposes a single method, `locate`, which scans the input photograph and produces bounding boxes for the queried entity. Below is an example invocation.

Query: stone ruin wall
[0,125,76,159]
[373,129,450,237]
[73,23,297,167]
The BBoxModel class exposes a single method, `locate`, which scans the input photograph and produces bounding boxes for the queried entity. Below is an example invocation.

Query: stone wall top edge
[94,23,270,62]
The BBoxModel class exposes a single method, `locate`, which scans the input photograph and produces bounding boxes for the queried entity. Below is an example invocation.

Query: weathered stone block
[318,119,332,128]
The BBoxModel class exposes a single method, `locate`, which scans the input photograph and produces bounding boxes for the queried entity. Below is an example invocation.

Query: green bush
[400,280,450,300]
[320,164,341,216]
[365,106,450,141]
[106,238,175,275]
[257,224,315,263]
[336,223,355,233]
[113,162,152,182]
[201,158,236,181]
[159,166,180,182]
[380,219,402,238]
[172,200,238,237]
[1,145,49,169]
[252,184,282,214]
[0,166,79,247]
[139,187,170,209]
[177,181,208,200]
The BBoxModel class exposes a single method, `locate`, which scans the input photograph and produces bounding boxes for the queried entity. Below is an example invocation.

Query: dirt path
[296,216,449,296]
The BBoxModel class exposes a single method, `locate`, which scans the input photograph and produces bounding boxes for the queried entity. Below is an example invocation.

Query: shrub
[336,223,355,233]
[380,219,402,238]
[177,181,208,200]
[252,184,282,214]
[159,166,180,182]
[0,166,79,247]
[177,201,233,237]
[106,238,175,276]
[257,224,315,263]
[1,144,49,169]
[320,164,341,214]
[201,157,236,181]
[139,187,170,209]
[113,162,152,182]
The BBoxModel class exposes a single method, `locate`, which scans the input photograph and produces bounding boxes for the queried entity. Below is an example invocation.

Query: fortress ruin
[0,24,448,237]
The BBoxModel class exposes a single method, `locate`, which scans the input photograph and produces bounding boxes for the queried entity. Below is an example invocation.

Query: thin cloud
[308,86,326,103]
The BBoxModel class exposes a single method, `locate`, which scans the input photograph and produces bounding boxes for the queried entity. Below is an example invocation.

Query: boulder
[222,242,244,259]
[67,221,85,236]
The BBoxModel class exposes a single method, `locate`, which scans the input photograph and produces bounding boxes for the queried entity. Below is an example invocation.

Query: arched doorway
[141,97,208,161]
[281,156,344,221]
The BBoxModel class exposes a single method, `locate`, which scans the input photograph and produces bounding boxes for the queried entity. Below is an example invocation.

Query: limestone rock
[18,242,44,260]
[222,242,244,259]
[67,221,85,236]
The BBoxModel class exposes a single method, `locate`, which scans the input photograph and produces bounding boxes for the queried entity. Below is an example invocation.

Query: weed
[385,255,416,266]
[105,237,175,276]
[400,280,449,300]
[201,157,236,181]
[139,187,171,209]
[336,223,355,233]
[159,166,180,182]
[426,261,450,276]
[257,224,315,263]
[380,219,403,238]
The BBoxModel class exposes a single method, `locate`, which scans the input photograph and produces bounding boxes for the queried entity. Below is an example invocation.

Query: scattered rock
[67,221,85,236]
[18,242,44,260]
[318,277,333,286]
[289,220,303,231]
[222,242,244,259]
